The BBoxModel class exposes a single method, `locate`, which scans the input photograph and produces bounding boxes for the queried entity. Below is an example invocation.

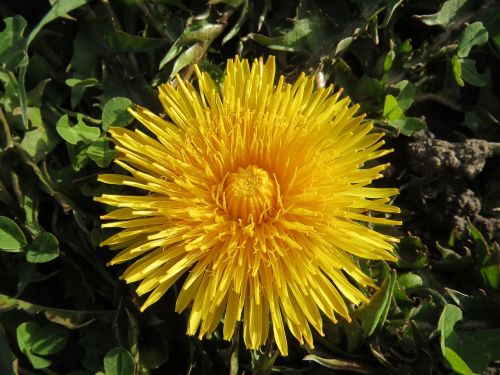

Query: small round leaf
[26,232,59,263]
[104,347,135,375]
[0,216,27,251]
[102,97,133,131]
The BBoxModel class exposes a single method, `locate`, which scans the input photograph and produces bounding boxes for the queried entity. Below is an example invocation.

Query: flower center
[225,165,276,224]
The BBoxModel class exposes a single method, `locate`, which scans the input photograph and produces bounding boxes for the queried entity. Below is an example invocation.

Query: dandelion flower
[95,56,401,355]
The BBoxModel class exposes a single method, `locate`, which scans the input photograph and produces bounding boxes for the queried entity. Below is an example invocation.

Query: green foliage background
[0,0,499,374]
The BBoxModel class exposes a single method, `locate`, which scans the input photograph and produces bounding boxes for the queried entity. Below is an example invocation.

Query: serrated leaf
[250,17,332,52]
[18,0,90,126]
[457,22,488,58]
[26,0,89,45]
[159,41,183,69]
[0,216,27,252]
[170,43,204,79]
[303,354,375,373]
[222,0,249,44]
[26,232,59,263]
[56,114,100,145]
[102,97,133,131]
[0,16,28,70]
[104,347,135,375]
[181,23,225,44]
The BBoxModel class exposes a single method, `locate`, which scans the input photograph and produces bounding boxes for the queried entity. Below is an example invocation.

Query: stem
[137,1,175,43]
[229,323,240,375]
[414,93,462,113]
[250,334,278,375]
[0,107,13,149]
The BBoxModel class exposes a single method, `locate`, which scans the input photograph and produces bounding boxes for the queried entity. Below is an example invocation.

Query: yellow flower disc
[95,56,401,355]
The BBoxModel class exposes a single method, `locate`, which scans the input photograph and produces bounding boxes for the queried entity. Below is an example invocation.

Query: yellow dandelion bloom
[95,56,401,355]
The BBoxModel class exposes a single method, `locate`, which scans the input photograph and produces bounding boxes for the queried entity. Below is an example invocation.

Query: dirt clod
[407,131,492,179]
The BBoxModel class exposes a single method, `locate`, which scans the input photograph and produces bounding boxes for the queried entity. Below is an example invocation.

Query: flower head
[95,56,401,355]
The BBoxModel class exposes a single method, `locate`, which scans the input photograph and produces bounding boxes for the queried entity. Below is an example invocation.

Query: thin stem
[414,93,462,113]
[0,107,13,149]
[250,332,278,375]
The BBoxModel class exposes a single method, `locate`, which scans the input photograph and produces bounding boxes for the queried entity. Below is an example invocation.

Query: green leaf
[222,0,249,44]
[460,58,487,87]
[443,348,473,375]
[67,142,91,171]
[383,94,403,122]
[17,0,90,127]
[354,267,396,337]
[394,80,415,111]
[65,77,99,88]
[480,263,500,289]
[104,347,135,375]
[0,216,27,251]
[26,232,59,263]
[381,0,403,27]
[438,304,463,350]
[159,41,183,69]
[0,293,109,329]
[393,117,427,136]
[102,97,133,131]
[16,322,68,369]
[451,54,464,86]
[303,355,375,373]
[416,0,469,26]
[483,13,500,50]
[170,43,205,79]
[457,22,488,58]
[468,220,489,262]
[397,272,423,289]
[437,304,500,373]
[56,114,100,145]
[250,17,332,52]
[30,324,68,355]
[26,0,89,45]
[21,122,59,162]
[0,16,28,70]
[180,23,225,44]
[438,305,472,374]
[87,138,116,168]
[395,236,429,269]
[105,30,168,53]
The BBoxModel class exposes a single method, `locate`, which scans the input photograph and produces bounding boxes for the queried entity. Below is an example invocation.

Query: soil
[399,130,498,242]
